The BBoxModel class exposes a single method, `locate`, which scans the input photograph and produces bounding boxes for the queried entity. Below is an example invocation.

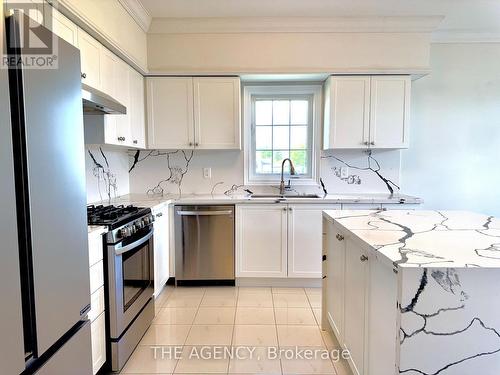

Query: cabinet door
[147,77,194,149]
[193,77,241,149]
[48,7,77,46]
[77,29,100,88]
[114,60,131,146]
[129,69,146,148]
[236,205,287,277]
[153,205,170,297]
[369,75,410,149]
[288,204,340,278]
[323,76,370,149]
[326,223,346,340]
[99,47,117,97]
[90,312,106,375]
[344,238,368,375]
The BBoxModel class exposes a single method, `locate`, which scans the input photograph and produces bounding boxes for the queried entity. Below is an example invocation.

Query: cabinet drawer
[89,260,104,294]
[88,232,104,267]
[91,312,106,375]
[88,286,105,323]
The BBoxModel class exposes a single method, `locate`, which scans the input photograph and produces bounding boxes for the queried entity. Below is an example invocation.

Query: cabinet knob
[336,233,344,241]
[133,140,138,144]
[370,141,375,146]
[283,208,287,212]
[363,141,369,146]
[288,207,292,211]
[360,255,368,262]
[81,72,87,79]
[189,142,193,146]
[117,136,126,142]
[195,142,199,147]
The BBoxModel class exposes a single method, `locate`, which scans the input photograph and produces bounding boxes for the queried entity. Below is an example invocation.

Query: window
[244,85,321,185]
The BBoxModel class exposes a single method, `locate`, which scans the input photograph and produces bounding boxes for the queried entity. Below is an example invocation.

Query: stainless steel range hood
[82,83,126,114]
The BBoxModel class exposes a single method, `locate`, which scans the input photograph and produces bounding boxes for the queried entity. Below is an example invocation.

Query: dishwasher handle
[177,210,233,216]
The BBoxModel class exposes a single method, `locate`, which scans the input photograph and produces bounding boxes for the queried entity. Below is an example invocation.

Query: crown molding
[432,29,500,43]
[118,0,152,32]
[149,16,444,34]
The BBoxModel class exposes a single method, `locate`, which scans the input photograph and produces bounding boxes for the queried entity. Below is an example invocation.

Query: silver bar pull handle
[115,230,153,255]
[177,210,233,216]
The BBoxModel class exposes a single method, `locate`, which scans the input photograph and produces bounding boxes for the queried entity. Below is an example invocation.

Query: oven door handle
[177,210,233,216]
[115,229,154,255]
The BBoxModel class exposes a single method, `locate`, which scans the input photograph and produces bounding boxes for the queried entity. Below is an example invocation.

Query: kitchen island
[322,210,500,375]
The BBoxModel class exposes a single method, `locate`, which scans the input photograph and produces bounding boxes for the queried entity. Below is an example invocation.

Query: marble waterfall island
[322,210,500,375]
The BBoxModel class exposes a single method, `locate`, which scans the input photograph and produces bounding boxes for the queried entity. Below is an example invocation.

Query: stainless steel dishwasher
[174,205,235,285]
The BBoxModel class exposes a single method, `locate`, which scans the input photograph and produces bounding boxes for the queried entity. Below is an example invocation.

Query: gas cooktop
[87,204,151,229]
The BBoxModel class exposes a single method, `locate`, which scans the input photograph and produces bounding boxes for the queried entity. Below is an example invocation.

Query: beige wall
[59,0,148,71]
[147,32,431,74]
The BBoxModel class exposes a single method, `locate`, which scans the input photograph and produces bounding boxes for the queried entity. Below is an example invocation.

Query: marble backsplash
[126,149,401,198]
[85,145,402,203]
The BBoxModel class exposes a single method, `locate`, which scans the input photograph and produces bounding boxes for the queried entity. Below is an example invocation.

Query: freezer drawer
[175,206,235,281]
[35,321,92,375]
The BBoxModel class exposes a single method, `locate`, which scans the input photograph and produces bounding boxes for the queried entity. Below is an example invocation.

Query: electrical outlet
[203,167,212,179]
[340,166,349,179]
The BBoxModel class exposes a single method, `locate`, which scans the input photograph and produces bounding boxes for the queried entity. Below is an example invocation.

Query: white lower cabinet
[288,204,339,278]
[90,312,106,375]
[153,203,170,297]
[236,204,340,278]
[324,220,398,375]
[343,237,368,375]
[236,204,288,277]
[87,229,106,375]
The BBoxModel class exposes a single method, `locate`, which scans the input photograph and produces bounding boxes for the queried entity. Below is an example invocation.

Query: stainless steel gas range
[87,205,155,372]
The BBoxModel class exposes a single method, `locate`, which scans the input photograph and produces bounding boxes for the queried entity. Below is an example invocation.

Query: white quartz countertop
[323,209,500,268]
[87,225,107,235]
[89,192,421,209]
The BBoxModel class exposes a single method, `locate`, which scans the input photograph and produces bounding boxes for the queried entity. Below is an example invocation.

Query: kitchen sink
[250,194,322,199]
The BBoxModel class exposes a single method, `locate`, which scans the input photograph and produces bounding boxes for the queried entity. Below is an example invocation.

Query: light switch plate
[340,166,349,179]
[203,167,212,179]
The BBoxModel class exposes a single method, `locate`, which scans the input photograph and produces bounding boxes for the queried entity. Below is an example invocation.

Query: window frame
[243,84,322,185]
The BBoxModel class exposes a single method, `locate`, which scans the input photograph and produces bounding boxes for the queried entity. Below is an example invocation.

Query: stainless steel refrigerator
[1,11,93,375]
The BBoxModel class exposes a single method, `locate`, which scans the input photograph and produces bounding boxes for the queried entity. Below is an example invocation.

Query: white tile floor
[120,286,352,375]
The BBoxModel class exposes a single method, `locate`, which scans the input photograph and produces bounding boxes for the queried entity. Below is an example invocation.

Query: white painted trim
[118,0,152,32]
[55,0,148,73]
[236,278,321,288]
[432,30,500,44]
[149,16,444,34]
[243,84,322,186]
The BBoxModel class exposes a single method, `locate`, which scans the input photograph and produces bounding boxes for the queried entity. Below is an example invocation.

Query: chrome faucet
[280,158,297,195]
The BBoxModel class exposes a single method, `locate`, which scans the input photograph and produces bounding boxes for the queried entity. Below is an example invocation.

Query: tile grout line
[271,288,284,375]
[172,287,206,374]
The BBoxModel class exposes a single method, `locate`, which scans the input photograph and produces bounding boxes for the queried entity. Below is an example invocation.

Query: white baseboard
[236,277,321,288]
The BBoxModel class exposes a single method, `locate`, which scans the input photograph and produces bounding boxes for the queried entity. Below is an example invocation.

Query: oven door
[108,227,154,339]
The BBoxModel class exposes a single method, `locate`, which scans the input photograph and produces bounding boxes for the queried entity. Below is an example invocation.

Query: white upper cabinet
[323,76,370,149]
[146,77,194,149]
[47,8,78,47]
[77,29,101,88]
[129,69,146,149]
[99,47,117,98]
[369,75,410,148]
[193,77,241,149]
[323,75,411,150]
[147,77,241,150]
[113,59,131,146]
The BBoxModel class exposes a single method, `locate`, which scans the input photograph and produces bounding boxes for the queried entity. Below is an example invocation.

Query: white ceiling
[138,0,500,36]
